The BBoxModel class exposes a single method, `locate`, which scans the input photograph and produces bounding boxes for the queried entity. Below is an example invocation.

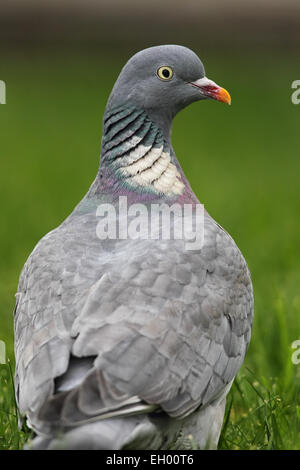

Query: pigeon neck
[97,105,196,203]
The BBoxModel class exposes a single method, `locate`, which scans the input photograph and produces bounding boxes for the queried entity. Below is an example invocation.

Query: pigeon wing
[14,210,253,431]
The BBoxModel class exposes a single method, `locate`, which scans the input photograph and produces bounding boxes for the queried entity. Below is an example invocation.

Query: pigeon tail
[26,391,228,450]
[26,414,181,450]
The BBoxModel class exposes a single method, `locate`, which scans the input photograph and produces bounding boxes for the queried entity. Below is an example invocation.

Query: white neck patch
[120,144,185,196]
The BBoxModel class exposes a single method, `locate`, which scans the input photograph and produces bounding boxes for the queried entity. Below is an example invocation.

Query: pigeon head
[106,45,231,132]
[100,45,231,200]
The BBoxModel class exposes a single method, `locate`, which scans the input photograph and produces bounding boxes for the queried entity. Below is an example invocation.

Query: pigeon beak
[190,77,231,105]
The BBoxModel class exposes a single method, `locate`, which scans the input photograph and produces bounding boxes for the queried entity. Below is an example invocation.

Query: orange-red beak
[215,87,231,105]
[190,77,231,105]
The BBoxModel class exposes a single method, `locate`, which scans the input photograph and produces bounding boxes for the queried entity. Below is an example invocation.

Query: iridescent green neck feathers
[100,106,184,196]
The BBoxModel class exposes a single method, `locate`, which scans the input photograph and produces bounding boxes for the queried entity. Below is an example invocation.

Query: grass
[0,45,300,449]
[0,361,31,450]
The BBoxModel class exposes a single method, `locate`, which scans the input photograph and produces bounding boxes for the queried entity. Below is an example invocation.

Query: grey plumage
[14,45,253,449]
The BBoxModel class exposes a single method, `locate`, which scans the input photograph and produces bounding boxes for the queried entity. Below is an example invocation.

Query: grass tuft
[0,362,32,450]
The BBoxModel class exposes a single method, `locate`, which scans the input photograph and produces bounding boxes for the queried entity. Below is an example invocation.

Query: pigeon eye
[157,66,173,81]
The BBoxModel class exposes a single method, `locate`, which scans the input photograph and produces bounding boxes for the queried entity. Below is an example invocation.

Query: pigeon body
[14,45,253,449]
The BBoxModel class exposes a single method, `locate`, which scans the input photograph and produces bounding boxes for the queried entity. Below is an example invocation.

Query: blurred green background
[0,0,300,449]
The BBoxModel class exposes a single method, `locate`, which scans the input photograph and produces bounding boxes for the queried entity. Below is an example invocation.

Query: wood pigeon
[14,45,253,449]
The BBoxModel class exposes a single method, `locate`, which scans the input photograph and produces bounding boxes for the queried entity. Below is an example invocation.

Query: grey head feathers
[96,45,230,199]
[106,45,207,139]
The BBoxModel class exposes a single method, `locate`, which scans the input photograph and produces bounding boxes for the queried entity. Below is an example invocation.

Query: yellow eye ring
[157,66,173,81]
